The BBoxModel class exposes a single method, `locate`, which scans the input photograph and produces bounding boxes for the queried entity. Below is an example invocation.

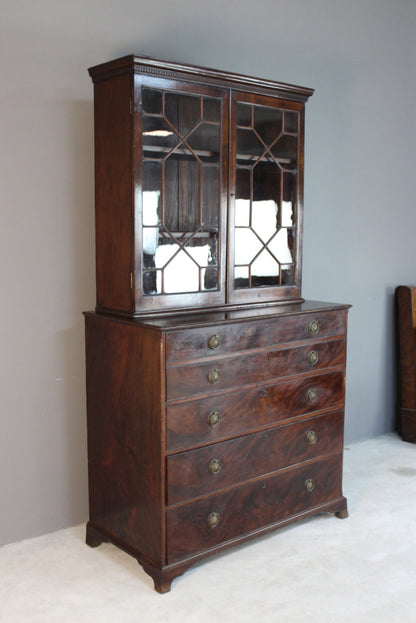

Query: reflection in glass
[143,190,160,256]
[251,199,278,242]
[281,201,293,227]
[142,88,221,295]
[234,227,262,268]
[235,199,250,227]
[268,228,293,264]
[234,199,294,288]
[234,101,298,290]
[143,234,218,295]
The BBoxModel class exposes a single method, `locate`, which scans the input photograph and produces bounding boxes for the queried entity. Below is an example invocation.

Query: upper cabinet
[88,55,313,317]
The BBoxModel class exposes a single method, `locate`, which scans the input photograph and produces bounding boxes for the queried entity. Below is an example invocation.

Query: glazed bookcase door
[134,77,229,312]
[227,91,305,305]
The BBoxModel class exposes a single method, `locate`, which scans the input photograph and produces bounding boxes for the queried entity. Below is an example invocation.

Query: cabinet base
[86,497,348,593]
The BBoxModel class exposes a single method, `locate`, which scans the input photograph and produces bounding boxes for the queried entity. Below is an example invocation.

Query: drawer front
[167,370,345,451]
[166,310,347,364]
[167,453,343,563]
[166,338,346,400]
[167,411,344,504]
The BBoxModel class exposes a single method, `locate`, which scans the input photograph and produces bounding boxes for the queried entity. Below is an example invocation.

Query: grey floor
[1,433,415,623]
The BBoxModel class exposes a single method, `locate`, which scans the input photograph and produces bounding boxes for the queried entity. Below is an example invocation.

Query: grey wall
[1,0,415,546]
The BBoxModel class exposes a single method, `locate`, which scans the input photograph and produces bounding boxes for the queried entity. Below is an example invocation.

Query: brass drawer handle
[207,511,220,529]
[305,478,315,493]
[208,458,222,474]
[306,387,318,402]
[308,350,319,366]
[306,430,318,445]
[208,334,222,350]
[208,368,220,384]
[207,410,220,427]
[308,320,320,336]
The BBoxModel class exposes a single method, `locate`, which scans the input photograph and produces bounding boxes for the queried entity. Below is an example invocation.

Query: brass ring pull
[305,478,315,493]
[207,511,220,529]
[208,334,222,350]
[308,350,319,366]
[207,410,220,427]
[308,320,320,336]
[306,387,318,402]
[208,368,220,384]
[208,458,222,475]
[306,430,318,445]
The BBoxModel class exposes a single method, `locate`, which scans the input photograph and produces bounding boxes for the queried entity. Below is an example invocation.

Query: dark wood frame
[395,285,416,442]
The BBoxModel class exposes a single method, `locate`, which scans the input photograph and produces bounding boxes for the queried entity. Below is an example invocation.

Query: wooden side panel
[84,314,165,564]
[93,74,133,313]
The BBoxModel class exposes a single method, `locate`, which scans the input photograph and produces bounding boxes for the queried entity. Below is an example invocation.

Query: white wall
[1,0,415,545]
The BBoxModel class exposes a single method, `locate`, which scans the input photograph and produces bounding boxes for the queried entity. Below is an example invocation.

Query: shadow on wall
[61,98,95,527]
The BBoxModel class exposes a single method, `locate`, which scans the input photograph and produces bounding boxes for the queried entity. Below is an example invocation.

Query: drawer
[167,370,345,451]
[167,411,344,504]
[166,338,346,400]
[166,453,343,563]
[166,309,347,364]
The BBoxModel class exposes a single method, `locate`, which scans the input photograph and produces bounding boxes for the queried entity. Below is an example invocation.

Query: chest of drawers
[85,300,349,592]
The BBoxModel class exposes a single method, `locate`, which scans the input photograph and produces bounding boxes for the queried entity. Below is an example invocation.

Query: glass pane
[142,87,222,297]
[268,228,293,264]
[236,167,250,202]
[251,249,280,286]
[233,99,299,292]
[251,200,278,243]
[236,128,265,165]
[202,165,219,228]
[282,171,296,223]
[251,248,279,276]
[284,111,298,134]
[271,134,297,163]
[254,107,283,146]
[204,267,218,290]
[203,98,220,123]
[143,269,159,295]
[253,162,281,204]
[235,265,249,289]
[281,201,294,227]
[281,264,295,284]
[142,116,178,158]
[235,199,250,227]
[142,190,160,255]
[164,157,200,232]
[234,228,262,266]
[236,103,252,127]
[160,247,199,294]
[142,89,162,114]
[154,240,214,294]
[187,123,220,162]
[143,160,162,194]
[165,92,201,137]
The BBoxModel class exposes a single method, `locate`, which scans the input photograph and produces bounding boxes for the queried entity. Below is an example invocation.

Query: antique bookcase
[84,55,350,592]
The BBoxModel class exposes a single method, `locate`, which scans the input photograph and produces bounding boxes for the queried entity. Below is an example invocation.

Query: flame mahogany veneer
[84,55,350,592]
[85,303,349,592]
